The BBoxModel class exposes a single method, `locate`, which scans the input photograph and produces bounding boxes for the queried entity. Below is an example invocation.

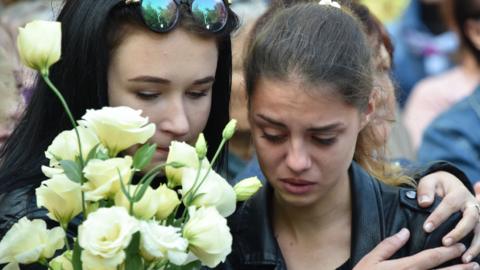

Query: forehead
[250,77,358,123]
[110,26,218,79]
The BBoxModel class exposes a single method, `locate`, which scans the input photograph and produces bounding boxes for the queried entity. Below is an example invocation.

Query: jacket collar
[233,161,384,268]
[349,161,384,265]
[234,176,284,268]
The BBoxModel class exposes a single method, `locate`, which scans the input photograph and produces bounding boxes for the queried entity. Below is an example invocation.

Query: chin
[274,190,319,208]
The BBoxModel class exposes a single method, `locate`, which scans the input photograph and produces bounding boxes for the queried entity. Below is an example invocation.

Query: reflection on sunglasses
[134,0,228,33]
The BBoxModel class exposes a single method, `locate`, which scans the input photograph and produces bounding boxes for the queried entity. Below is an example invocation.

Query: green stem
[61,222,71,251]
[179,138,228,222]
[182,159,203,206]
[65,236,71,251]
[42,75,86,218]
[38,258,54,270]
[210,139,227,169]
[42,75,83,162]
[188,138,227,204]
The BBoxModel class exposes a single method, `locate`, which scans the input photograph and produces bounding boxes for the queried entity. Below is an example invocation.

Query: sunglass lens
[191,0,228,32]
[141,0,178,32]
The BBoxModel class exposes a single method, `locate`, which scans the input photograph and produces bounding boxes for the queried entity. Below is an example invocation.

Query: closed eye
[136,91,160,101]
[261,132,286,143]
[186,89,210,99]
[312,136,336,146]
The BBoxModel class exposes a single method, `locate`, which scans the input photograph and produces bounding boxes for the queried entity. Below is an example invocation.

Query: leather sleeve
[412,161,474,194]
[398,188,478,265]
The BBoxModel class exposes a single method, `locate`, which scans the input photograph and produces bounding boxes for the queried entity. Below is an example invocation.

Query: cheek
[186,96,212,137]
[251,127,285,175]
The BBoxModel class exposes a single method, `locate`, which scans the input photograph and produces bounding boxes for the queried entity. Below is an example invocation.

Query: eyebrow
[256,114,344,132]
[128,76,215,85]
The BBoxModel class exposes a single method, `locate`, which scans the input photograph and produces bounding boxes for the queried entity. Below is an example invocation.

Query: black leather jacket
[217,162,475,270]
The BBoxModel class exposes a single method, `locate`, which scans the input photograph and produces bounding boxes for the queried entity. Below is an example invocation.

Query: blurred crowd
[1,0,479,184]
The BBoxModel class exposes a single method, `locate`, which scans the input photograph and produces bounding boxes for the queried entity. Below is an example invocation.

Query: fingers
[474,183,480,200]
[363,228,410,262]
[463,224,480,263]
[417,174,438,207]
[424,192,464,233]
[437,262,480,270]
[398,243,466,269]
[442,204,479,246]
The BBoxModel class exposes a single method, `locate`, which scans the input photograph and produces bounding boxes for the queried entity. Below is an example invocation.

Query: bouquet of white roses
[0,20,262,270]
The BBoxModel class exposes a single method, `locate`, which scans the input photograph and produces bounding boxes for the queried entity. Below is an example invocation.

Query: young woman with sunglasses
[219,2,480,269]
[0,0,237,236]
[0,0,478,268]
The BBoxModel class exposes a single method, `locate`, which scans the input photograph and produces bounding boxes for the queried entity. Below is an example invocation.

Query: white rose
[45,126,100,167]
[0,218,64,266]
[82,156,133,201]
[182,168,236,217]
[115,184,161,220]
[233,177,263,201]
[16,20,61,74]
[155,184,180,220]
[79,106,155,156]
[49,251,73,270]
[165,141,209,188]
[41,165,64,178]
[139,221,188,265]
[35,174,83,224]
[78,207,138,270]
[183,207,232,267]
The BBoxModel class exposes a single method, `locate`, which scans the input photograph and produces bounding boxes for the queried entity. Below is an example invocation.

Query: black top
[216,161,476,270]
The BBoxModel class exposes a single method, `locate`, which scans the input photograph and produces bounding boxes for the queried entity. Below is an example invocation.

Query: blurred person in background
[388,0,458,107]
[403,0,480,152]
[0,26,22,150]
[417,0,480,184]
[360,0,409,23]
[227,0,267,179]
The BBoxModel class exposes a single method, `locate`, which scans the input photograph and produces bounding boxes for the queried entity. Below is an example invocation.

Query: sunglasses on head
[126,0,229,33]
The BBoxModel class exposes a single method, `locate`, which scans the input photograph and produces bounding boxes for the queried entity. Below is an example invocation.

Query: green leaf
[133,171,159,202]
[72,240,83,270]
[118,169,132,201]
[169,161,185,169]
[190,192,206,204]
[60,160,83,183]
[95,147,110,160]
[85,143,100,162]
[133,143,157,170]
[124,232,143,270]
[165,260,201,270]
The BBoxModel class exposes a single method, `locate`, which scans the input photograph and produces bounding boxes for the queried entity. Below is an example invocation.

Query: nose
[159,96,190,139]
[285,139,312,174]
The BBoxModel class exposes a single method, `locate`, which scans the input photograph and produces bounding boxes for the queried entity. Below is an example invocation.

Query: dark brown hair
[245,3,372,110]
[244,2,411,185]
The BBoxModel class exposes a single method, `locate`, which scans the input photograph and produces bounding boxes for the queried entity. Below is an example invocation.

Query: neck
[272,172,352,238]
[461,52,480,79]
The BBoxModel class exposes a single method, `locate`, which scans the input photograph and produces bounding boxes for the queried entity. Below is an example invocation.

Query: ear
[360,90,377,130]
[465,19,480,50]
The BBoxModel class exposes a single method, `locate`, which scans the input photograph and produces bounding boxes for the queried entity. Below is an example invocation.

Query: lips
[279,178,316,195]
